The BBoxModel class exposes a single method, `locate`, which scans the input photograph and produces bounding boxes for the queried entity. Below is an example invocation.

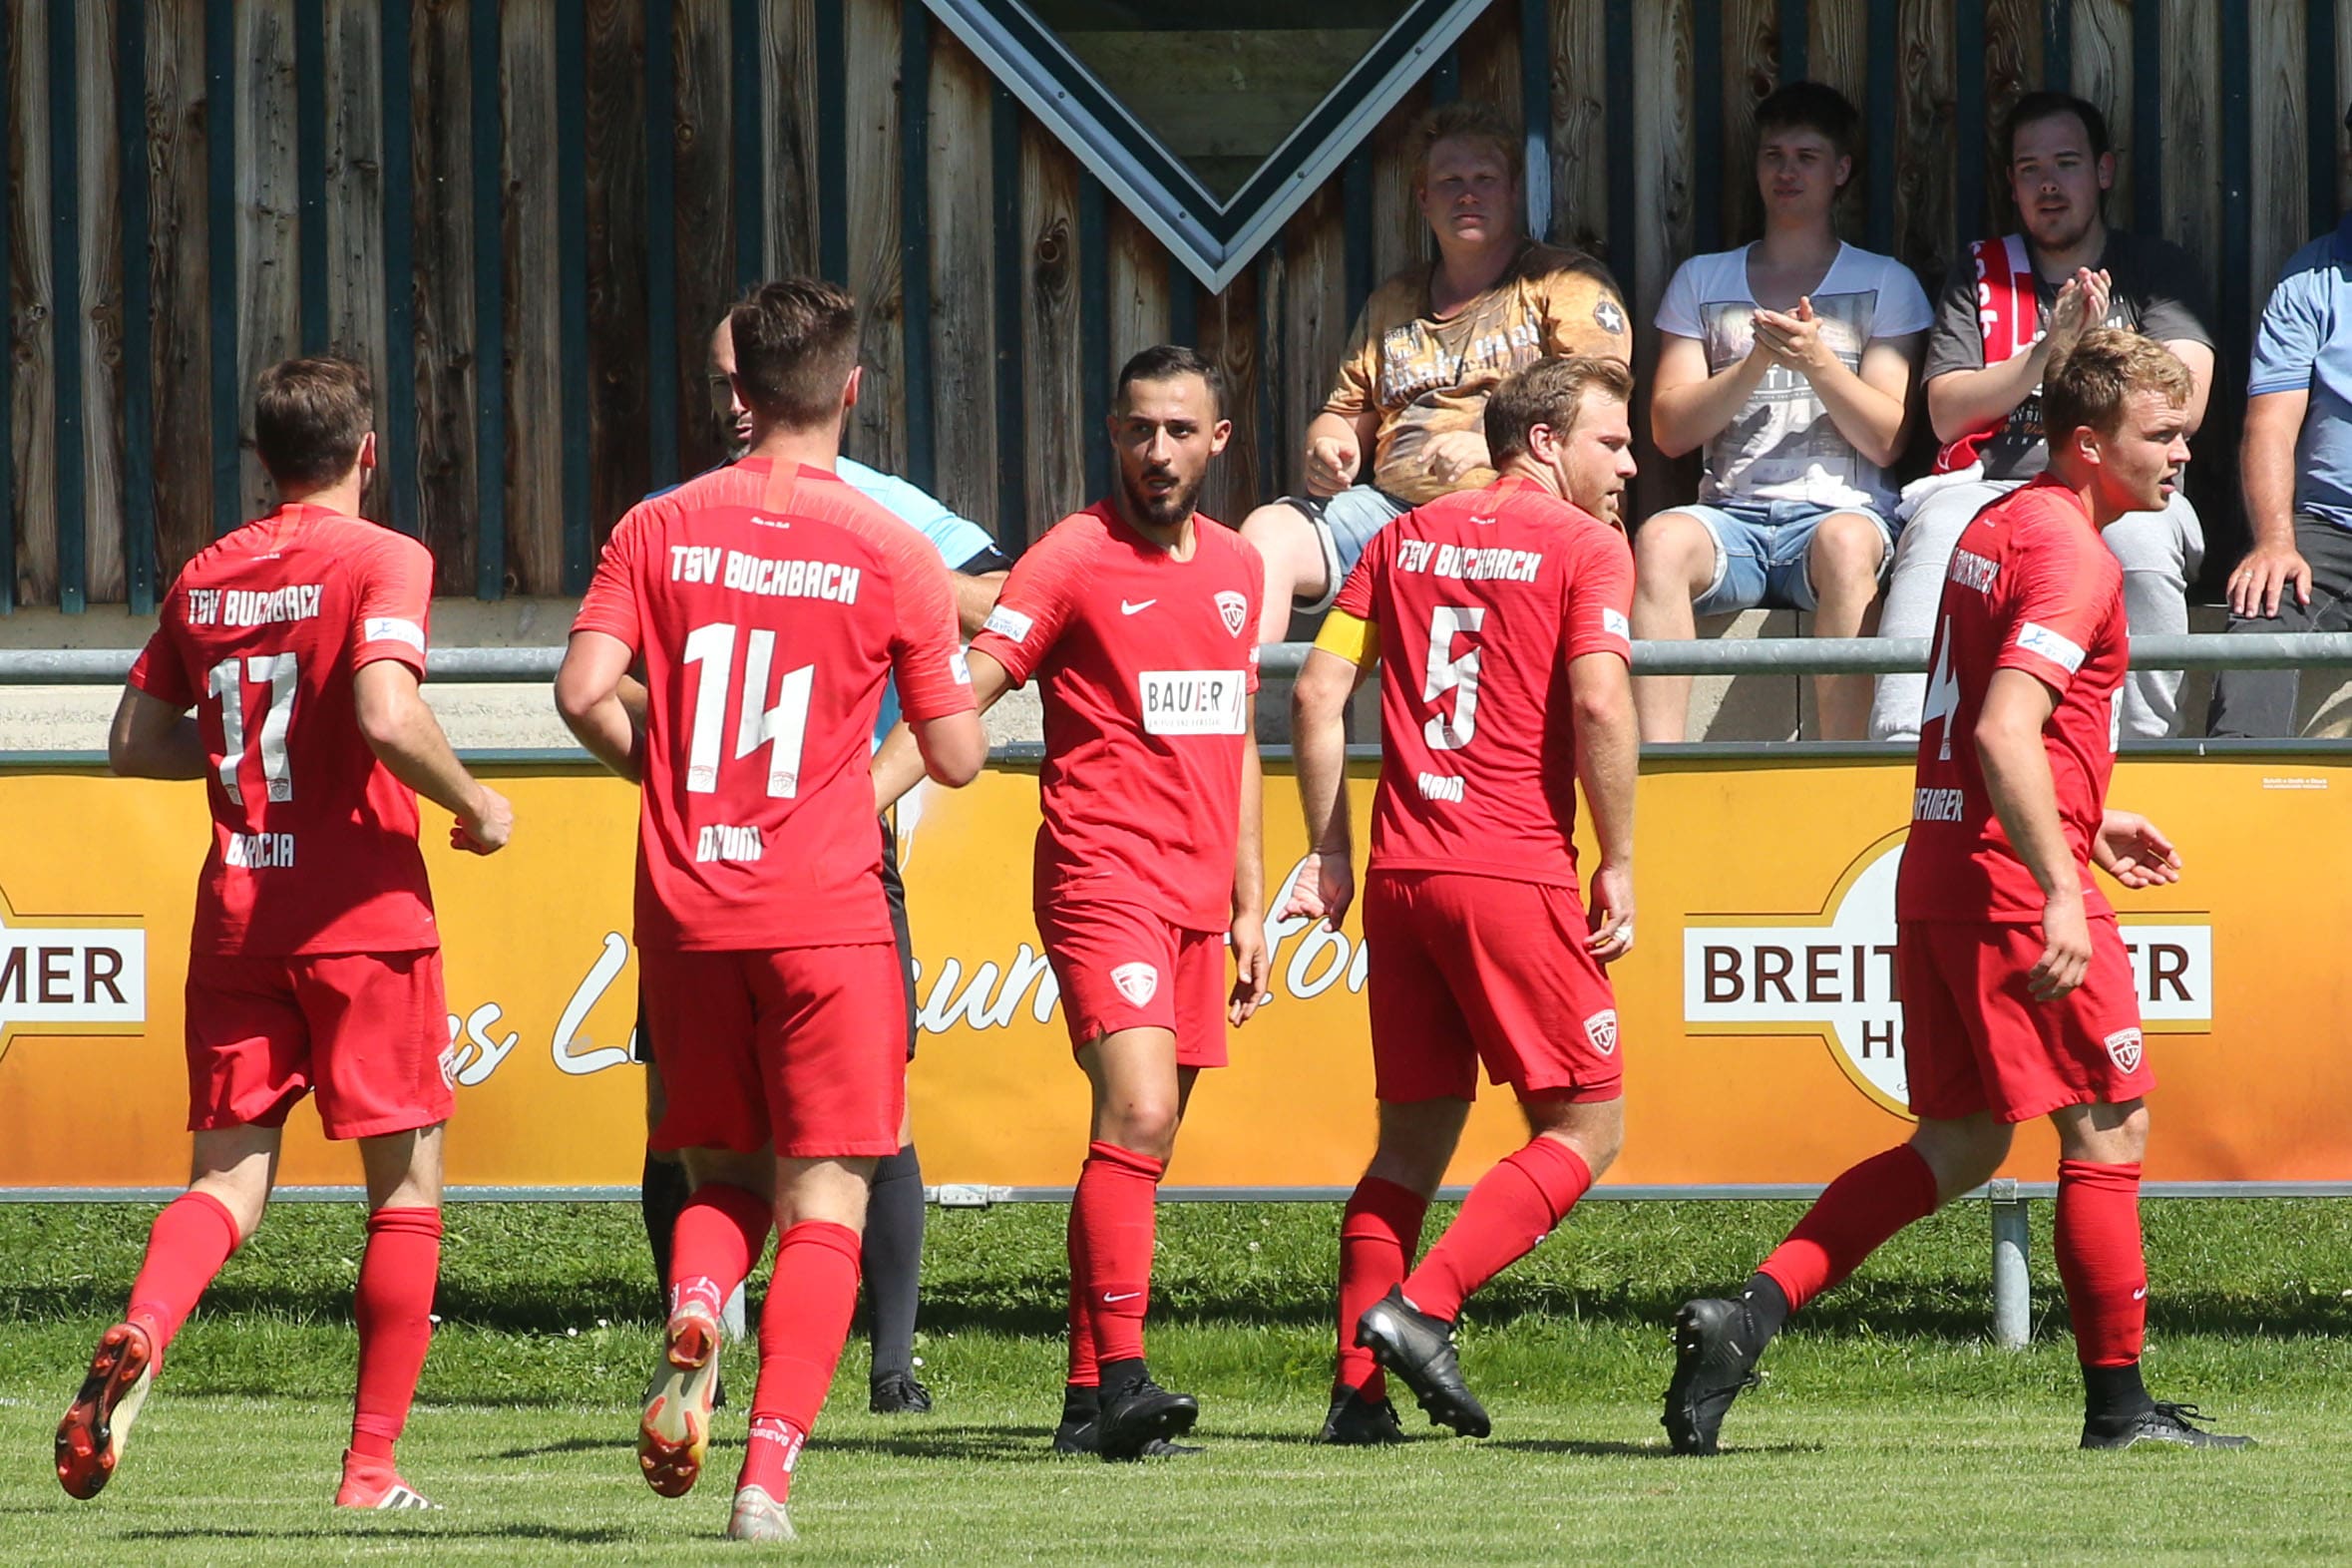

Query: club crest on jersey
[1215,589,1249,638]
[1110,962,1159,1006]
[438,1041,462,1091]
[1583,1008,1620,1056]
[2104,1027,2145,1074]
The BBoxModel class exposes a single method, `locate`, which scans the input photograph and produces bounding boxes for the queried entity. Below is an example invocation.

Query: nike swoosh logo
[1119,598,1156,615]
[2132,1287,2149,1301]
[1102,1291,1143,1303]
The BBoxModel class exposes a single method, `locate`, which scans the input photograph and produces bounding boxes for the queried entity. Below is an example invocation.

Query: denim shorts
[1671,499,1897,615]
[1290,486,1411,615]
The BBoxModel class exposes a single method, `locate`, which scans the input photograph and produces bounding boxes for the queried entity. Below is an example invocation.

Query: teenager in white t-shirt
[1634,82,1932,741]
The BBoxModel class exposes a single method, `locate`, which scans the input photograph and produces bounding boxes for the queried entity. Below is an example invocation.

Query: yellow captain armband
[1313,608,1381,669]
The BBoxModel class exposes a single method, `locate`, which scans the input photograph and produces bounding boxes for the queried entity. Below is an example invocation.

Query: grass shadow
[123,1523,627,1544]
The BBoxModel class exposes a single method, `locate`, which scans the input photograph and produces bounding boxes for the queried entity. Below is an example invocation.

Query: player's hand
[2094,810,2182,890]
[453,785,514,855]
[1305,435,1362,497]
[1421,429,1491,487]
[1228,910,1272,1026]
[1586,859,1636,964]
[2226,541,2314,618]
[2028,891,2093,1000]
[1279,849,1356,931]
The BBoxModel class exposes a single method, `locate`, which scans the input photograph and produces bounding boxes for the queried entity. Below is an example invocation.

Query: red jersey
[1333,475,1634,890]
[1895,477,2128,923]
[574,461,974,951]
[969,502,1262,933]
[129,504,439,957]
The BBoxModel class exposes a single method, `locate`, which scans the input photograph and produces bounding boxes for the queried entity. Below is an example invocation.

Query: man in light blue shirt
[2207,192,2352,737]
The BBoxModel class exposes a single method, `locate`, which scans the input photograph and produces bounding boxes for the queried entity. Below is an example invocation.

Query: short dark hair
[1414,100,1522,186]
[2043,328,2191,443]
[1113,344,1227,420]
[1755,81,1860,161]
[728,277,861,430]
[2005,90,2111,165]
[254,356,373,490]
[1484,355,1635,466]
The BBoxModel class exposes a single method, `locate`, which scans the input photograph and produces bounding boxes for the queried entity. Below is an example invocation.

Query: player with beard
[1286,356,1640,1443]
[873,346,1272,1460]
[1665,331,2251,1457]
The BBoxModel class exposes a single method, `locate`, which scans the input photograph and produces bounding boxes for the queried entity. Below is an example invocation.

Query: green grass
[4,1200,2350,1564]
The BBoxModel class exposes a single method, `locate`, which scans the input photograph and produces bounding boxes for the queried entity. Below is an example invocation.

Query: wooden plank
[1631,0,1697,521]
[1551,0,1611,254]
[2074,0,2136,230]
[2248,0,2309,339]
[1721,0,1777,247]
[1369,82,1435,288]
[1979,0,2043,237]
[761,0,817,278]
[584,0,647,541]
[2162,0,2223,306]
[1194,265,1261,529]
[408,0,475,591]
[1892,0,1955,282]
[843,0,904,473]
[1106,206,1169,377]
[925,30,995,531]
[10,0,57,604]
[147,0,211,579]
[672,0,736,481]
[79,0,127,603]
[1808,0,1869,240]
[322,0,387,523]
[1455,2,1523,117]
[503,0,563,594]
[468,0,502,597]
[1278,183,1349,497]
[234,0,299,526]
[1019,118,1084,535]
[2340,0,2352,215]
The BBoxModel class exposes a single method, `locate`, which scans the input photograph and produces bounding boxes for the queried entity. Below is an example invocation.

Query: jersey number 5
[1421,604,1486,751]
[207,653,298,804]
[682,621,815,798]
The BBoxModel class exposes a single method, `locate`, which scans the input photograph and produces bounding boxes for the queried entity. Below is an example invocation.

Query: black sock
[2082,1362,2153,1428]
[1740,1272,1792,1345]
[1099,1357,1148,1397]
[1060,1381,1101,1424]
[641,1150,691,1313]
[864,1144,926,1380]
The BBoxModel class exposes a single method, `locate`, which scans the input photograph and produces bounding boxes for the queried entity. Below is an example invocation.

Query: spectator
[2205,166,2352,737]
[1869,91,2214,742]
[1633,82,1929,741]
[1239,101,1631,642]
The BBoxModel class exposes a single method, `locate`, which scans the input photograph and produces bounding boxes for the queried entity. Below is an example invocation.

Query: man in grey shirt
[1870,92,2215,741]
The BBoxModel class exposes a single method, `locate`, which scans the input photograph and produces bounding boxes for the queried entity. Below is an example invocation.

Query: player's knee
[1098,1095,1182,1159]
[1908,1119,2009,1201]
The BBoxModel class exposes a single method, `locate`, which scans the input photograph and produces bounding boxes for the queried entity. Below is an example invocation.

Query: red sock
[669,1180,772,1324]
[350,1207,443,1462]
[1757,1144,1940,1313]
[124,1191,242,1360]
[1336,1177,1428,1398]
[1404,1137,1591,1322]
[1072,1142,1163,1366]
[1065,1279,1100,1389]
[742,1219,862,1498]
[2056,1159,2147,1367]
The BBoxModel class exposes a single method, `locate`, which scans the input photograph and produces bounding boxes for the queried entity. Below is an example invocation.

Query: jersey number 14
[682,620,816,798]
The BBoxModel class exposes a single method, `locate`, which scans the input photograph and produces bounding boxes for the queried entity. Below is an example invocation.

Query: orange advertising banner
[1,752,2345,1193]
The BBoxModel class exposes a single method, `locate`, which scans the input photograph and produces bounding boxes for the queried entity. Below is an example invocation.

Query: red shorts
[185,950,452,1140]
[640,945,906,1159]
[1036,900,1229,1067]
[1363,871,1623,1104]
[1899,917,2156,1123]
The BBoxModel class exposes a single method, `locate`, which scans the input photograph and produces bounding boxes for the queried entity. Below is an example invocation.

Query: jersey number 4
[682,621,816,798]
[207,653,298,804]
[1421,604,1486,751]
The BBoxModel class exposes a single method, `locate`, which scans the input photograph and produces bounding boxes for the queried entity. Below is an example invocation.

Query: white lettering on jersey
[222,832,297,869]
[186,588,221,625]
[669,545,725,584]
[1912,787,1966,823]
[1138,670,1247,736]
[363,615,427,653]
[1948,549,2000,593]
[983,604,1033,644]
[220,585,323,627]
[717,551,862,602]
[695,824,765,863]
[1416,772,1465,803]
[2014,619,2086,672]
[1395,542,1547,583]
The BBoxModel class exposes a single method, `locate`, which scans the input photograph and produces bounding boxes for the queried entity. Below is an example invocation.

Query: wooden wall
[5,0,2351,610]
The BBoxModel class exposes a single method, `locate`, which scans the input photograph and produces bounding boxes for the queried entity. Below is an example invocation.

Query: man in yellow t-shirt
[1238,101,1632,641]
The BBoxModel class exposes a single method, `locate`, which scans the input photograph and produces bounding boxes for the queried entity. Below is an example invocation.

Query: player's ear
[1208,417,1234,455]
[840,363,864,413]
[2096,151,2116,193]
[355,431,378,472]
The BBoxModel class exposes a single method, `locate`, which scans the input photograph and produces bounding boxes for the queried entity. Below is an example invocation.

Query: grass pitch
[3,1198,2349,1564]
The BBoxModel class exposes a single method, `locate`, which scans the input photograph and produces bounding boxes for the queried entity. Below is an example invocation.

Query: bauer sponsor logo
[1138,670,1248,736]
[0,887,147,1041]
[1110,963,1159,1006]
